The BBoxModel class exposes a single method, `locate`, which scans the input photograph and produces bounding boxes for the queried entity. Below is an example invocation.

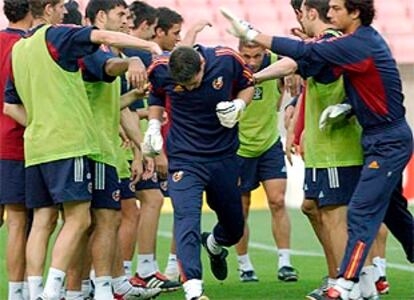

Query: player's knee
[227,219,245,245]
[301,200,317,217]
[268,193,286,212]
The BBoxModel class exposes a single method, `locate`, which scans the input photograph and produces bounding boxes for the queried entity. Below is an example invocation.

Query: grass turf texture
[0,208,413,299]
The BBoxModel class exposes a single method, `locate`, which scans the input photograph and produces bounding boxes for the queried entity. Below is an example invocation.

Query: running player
[221,1,414,299]
[0,1,32,300]
[143,45,254,300]
[235,40,298,283]
[3,0,161,299]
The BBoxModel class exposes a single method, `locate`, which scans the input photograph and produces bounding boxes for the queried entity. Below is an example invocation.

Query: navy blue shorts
[237,140,287,193]
[91,161,121,210]
[304,166,362,207]
[26,157,92,209]
[120,178,136,200]
[135,172,160,191]
[0,159,25,205]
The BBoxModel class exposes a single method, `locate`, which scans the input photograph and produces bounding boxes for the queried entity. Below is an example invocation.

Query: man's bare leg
[91,208,121,299]
[6,204,28,300]
[26,207,58,300]
[234,192,257,281]
[134,189,163,278]
[42,201,91,300]
[119,198,140,277]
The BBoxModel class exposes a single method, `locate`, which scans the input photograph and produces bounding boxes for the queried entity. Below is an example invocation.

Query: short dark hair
[29,0,61,19]
[63,0,82,25]
[290,0,304,10]
[238,40,262,50]
[86,0,127,24]
[155,7,183,34]
[129,1,158,29]
[304,0,330,23]
[3,0,30,23]
[169,46,201,83]
[344,0,375,26]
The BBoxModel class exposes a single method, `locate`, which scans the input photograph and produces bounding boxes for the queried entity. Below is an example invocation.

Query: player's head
[301,0,331,36]
[169,46,205,91]
[291,0,304,24]
[29,0,65,24]
[3,0,31,24]
[328,0,375,32]
[128,1,158,40]
[63,0,83,25]
[154,7,184,51]
[86,0,128,32]
[238,41,266,73]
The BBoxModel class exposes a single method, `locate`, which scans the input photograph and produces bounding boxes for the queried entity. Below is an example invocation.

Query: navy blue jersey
[122,48,153,68]
[271,26,405,129]
[80,46,116,83]
[148,45,254,162]
[5,24,99,105]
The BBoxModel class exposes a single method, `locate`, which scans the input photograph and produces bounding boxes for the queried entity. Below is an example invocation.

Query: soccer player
[0,1,32,300]
[234,40,298,283]
[3,0,161,299]
[221,1,414,299]
[63,0,83,25]
[143,45,254,300]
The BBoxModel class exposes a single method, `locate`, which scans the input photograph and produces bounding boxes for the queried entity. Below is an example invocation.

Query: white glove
[220,7,259,41]
[319,103,352,130]
[216,99,246,128]
[142,119,163,157]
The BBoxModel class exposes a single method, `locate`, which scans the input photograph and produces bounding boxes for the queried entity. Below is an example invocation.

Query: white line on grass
[158,231,414,273]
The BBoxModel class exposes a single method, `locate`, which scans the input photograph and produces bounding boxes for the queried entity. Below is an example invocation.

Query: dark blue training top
[148,45,254,162]
[5,24,99,105]
[80,45,116,83]
[271,25,406,129]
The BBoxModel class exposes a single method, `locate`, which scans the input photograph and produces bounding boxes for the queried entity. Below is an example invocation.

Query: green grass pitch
[0,208,413,299]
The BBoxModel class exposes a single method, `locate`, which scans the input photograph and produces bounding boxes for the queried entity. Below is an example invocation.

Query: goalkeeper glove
[216,99,246,128]
[142,119,163,156]
[319,103,352,130]
[220,7,259,41]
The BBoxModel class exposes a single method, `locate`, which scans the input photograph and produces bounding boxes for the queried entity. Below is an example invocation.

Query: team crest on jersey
[253,87,263,100]
[212,76,224,90]
[88,182,93,194]
[112,190,121,202]
[172,171,184,182]
[174,85,185,92]
[129,182,136,193]
[160,181,168,191]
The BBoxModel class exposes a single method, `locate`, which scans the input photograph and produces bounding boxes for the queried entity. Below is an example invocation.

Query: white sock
[123,261,133,278]
[278,249,292,268]
[359,265,378,298]
[237,254,254,272]
[90,269,96,283]
[22,281,29,300]
[207,234,222,255]
[165,254,179,273]
[183,279,203,300]
[28,276,43,300]
[65,290,83,300]
[94,276,113,300]
[154,259,160,272]
[81,279,92,299]
[137,254,156,278]
[8,282,24,300]
[328,278,337,288]
[112,276,131,295]
[372,256,386,278]
[43,267,66,300]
